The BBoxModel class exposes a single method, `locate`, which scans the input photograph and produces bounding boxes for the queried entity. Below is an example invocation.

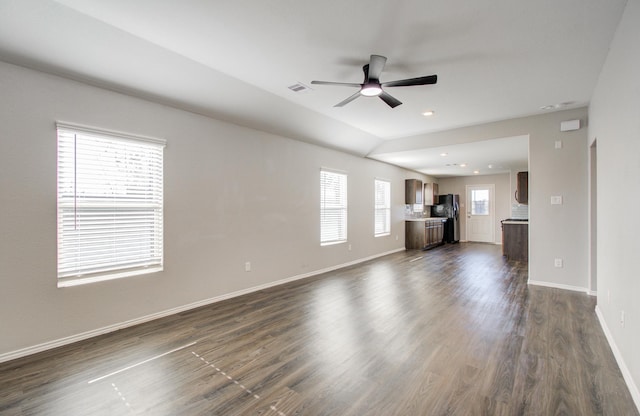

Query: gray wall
[438,173,511,244]
[589,0,640,406]
[0,61,429,358]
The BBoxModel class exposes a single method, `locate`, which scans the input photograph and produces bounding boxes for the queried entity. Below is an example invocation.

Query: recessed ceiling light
[540,101,575,111]
[473,170,480,174]
[440,153,448,157]
[488,164,493,169]
[460,163,467,167]
[422,110,435,116]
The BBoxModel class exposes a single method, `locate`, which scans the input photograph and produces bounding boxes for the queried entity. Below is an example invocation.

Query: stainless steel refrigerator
[431,194,460,243]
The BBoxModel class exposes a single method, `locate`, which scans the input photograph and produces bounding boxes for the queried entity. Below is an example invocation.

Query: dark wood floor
[1,243,637,415]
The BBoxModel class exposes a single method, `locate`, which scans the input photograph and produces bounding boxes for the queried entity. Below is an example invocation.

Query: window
[374,179,391,236]
[471,189,489,215]
[56,123,165,287]
[320,169,347,245]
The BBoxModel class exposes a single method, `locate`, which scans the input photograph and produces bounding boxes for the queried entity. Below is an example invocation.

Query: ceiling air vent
[288,82,312,93]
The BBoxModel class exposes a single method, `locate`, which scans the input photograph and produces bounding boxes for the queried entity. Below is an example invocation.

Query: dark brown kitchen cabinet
[405,219,445,250]
[423,182,439,206]
[405,179,423,204]
[502,222,528,261]
[424,218,445,248]
[515,171,528,204]
[405,221,425,249]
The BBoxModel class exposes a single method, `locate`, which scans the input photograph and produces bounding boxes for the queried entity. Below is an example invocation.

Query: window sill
[58,266,163,288]
[321,240,347,247]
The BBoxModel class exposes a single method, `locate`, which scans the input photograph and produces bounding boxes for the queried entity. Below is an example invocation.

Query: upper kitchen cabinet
[423,183,439,206]
[515,171,528,204]
[405,179,423,204]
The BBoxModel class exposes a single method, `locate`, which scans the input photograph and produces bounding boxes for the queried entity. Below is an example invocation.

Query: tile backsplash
[405,204,428,218]
[511,203,529,219]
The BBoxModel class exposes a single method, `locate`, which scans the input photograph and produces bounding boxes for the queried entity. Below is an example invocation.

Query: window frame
[320,169,348,246]
[374,179,391,237]
[56,123,166,287]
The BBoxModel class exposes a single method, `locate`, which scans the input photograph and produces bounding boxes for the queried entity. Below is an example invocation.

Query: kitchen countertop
[502,219,529,224]
[405,217,448,222]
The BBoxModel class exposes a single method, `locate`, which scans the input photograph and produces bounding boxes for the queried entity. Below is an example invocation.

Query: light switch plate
[551,196,563,205]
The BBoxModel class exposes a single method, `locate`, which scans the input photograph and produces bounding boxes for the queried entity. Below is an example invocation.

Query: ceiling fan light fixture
[311,54,437,108]
[360,84,383,96]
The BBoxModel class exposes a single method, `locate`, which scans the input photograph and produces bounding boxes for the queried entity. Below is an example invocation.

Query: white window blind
[56,124,165,287]
[374,179,391,236]
[320,169,347,245]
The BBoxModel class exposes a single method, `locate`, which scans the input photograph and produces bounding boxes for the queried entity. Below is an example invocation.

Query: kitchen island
[501,219,528,261]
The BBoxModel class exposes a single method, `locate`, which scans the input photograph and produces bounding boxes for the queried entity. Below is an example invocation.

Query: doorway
[589,140,597,294]
[465,184,495,243]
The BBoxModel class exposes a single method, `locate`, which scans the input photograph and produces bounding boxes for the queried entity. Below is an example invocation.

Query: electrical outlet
[348,244,352,251]
[554,258,563,268]
[620,310,625,328]
[395,235,399,241]
[245,261,251,272]
[555,140,563,149]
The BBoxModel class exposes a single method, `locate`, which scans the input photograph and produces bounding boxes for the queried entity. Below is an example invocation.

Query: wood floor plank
[0,243,637,415]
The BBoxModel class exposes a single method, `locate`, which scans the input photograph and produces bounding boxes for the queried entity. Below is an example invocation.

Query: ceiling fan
[311,54,437,108]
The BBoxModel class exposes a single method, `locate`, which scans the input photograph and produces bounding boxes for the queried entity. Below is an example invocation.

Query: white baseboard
[595,305,640,413]
[527,279,590,294]
[0,248,405,364]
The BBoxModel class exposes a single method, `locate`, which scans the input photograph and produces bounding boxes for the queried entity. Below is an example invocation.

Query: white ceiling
[373,135,530,177]
[0,0,627,177]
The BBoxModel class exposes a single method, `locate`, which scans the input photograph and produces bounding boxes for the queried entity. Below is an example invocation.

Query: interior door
[465,184,495,243]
